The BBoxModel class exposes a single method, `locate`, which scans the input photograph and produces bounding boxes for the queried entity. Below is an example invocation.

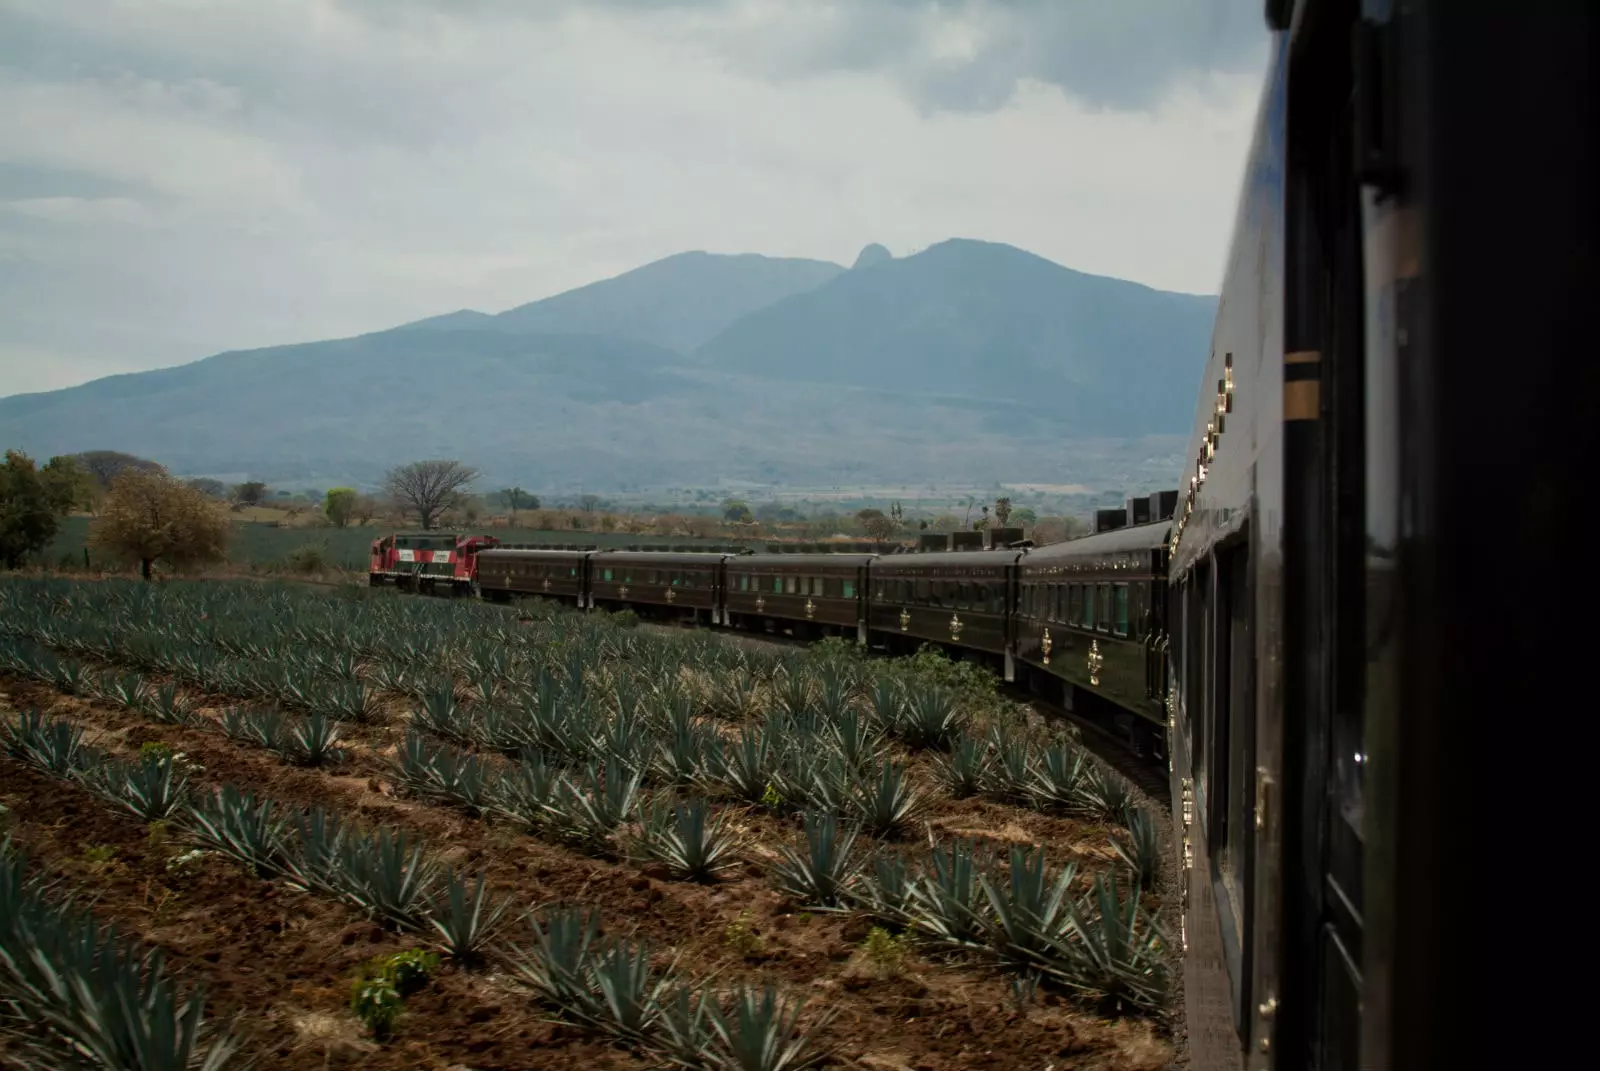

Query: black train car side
[1168,3,1594,1069]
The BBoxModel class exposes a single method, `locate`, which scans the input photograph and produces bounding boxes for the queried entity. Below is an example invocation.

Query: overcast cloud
[0,0,1269,397]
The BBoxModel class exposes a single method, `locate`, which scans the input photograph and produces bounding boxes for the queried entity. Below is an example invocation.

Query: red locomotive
[368,531,499,596]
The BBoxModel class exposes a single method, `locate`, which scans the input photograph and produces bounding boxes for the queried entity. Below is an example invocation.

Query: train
[1164,3,1589,1071]
[366,3,1593,1067]
[370,492,1182,761]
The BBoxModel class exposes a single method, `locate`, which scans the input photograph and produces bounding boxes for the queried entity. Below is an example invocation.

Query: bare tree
[383,460,479,530]
[579,494,600,514]
[71,451,166,490]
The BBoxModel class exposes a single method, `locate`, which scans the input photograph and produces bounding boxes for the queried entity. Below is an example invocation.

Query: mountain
[0,240,1212,490]
[490,251,844,352]
[695,239,1216,437]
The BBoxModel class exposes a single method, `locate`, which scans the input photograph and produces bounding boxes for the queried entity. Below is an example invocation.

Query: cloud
[0,0,1269,397]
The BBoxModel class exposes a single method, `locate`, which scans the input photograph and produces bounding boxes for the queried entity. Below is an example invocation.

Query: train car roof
[592,550,729,564]
[1023,520,1171,563]
[871,548,1024,570]
[478,547,594,558]
[728,553,878,568]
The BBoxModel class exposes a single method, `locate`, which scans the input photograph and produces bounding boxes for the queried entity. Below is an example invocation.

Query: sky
[0,0,1271,398]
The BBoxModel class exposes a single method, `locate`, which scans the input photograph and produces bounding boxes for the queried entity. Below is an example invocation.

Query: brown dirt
[2,673,1176,1071]
[0,760,643,1071]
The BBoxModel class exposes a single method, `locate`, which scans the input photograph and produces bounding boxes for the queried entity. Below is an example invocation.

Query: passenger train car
[1165,3,1591,1070]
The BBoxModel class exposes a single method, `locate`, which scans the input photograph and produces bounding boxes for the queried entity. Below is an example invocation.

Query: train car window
[1113,585,1129,637]
[772,576,783,594]
[843,579,856,598]
[1095,584,1109,631]
[783,576,796,594]
[602,568,613,581]
[570,567,578,578]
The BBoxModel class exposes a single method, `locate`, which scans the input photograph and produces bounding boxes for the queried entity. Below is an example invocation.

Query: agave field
[0,576,1175,1071]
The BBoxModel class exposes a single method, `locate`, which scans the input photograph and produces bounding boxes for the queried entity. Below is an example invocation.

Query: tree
[721,498,753,524]
[353,494,379,525]
[856,507,898,542]
[993,497,1013,526]
[89,470,229,580]
[184,478,227,499]
[232,481,268,508]
[579,494,600,514]
[499,487,537,524]
[71,451,165,490]
[1,451,83,568]
[323,487,358,528]
[384,460,479,530]
[1013,506,1038,527]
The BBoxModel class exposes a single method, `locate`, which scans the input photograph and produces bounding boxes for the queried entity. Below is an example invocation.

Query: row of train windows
[734,575,856,598]
[498,563,578,578]
[599,568,705,586]
[872,578,1007,614]
[1023,582,1130,637]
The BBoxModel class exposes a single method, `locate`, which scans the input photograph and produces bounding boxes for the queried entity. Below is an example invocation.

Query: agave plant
[142,681,195,726]
[714,726,779,804]
[985,729,1033,802]
[1056,871,1169,1011]
[286,711,345,767]
[427,868,511,965]
[704,984,837,1071]
[5,710,93,776]
[184,785,289,877]
[508,907,605,1024]
[1112,807,1163,891]
[930,732,989,798]
[977,848,1078,970]
[857,849,916,925]
[1080,762,1135,822]
[95,750,189,822]
[899,687,961,750]
[828,708,882,771]
[907,839,988,947]
[96,670,150,711]
[814,669,853,722]
[851,760,924,839]
[552,761,642,850]
[493,751,564,830]
[867,677,903,736]
[412,678,471,743]
[769,811,860,909]
[635,797,742,882]
[0,840,242,1071]
[712,668,762,721]
[1030,741,1089,812]
[589,938,676,1042]
[336,827,440,929]
[221,706,289,752]
[284,805,347,893]
[323,679,386,726]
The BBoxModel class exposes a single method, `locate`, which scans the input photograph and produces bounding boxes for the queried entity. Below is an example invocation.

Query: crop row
[1,710,839,1070]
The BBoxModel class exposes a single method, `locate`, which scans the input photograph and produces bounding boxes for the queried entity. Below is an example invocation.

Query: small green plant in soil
[350,948,440,1040]
[80,842,117,867]
[724,911,764,958]
[861,926,911,975]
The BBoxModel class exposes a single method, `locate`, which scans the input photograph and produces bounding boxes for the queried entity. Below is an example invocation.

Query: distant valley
[0,239,1215,493]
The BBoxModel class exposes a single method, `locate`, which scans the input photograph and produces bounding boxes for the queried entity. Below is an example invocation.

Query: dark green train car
[867,549,1022,679]
[723,554,875,640]
[475,548,591,607]
[1015,515,1172,756]
[588,551,725,623]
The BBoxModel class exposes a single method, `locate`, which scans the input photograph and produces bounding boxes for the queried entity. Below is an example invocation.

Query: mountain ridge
[0,240,1213,490]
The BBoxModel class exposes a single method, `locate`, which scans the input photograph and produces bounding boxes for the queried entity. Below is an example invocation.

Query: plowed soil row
[0,759,643,1070]
[3,674,1174,1070]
